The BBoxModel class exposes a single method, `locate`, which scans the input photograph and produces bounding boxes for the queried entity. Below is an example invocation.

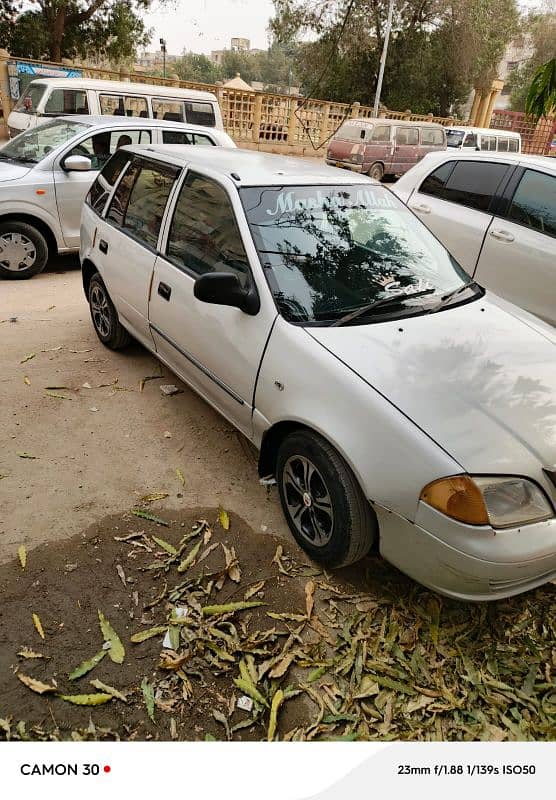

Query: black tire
[276,429,376,568]
[0,221,49,279]
[88,273,131,350]
[367,162,384,181]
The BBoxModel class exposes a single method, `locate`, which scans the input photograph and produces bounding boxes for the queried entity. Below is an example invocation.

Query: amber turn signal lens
[420,475,489,525]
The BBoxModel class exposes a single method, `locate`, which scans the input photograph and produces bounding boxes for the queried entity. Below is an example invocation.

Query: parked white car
[393,150,556,325]
[80,145,556,601]
[0,115,235,279]
[445,126,521,152]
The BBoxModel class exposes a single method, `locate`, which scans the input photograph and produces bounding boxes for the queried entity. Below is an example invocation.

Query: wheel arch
[81,258,98,299]
[0,213,58,258]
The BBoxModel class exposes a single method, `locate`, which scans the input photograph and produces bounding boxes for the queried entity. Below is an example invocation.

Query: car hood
[0,161,33,182]
[307,294,556,475]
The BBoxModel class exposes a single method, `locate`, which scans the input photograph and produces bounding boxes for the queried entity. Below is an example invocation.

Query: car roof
[341,116,444,128]
[54,114,224,135]
[446,125,521,137]
[121,144,377,186]
[417,149,556,173]
[27,77,217,101]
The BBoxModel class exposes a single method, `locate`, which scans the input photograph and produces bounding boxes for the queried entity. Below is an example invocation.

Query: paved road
[0,258,287,562]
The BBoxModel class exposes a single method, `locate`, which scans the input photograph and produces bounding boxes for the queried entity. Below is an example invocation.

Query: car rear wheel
[276,429,377,568]
[0,221,48,279]
[367,162,384,181]
[88,273,131,350]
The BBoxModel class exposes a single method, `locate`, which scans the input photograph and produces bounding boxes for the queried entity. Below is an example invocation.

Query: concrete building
[210,38,264,66]
[495,34,535,110]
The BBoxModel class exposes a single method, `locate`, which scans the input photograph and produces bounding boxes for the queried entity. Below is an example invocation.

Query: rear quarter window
[86,150,131,216]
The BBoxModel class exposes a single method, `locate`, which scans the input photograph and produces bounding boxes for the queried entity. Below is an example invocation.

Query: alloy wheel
[90,283,112,338]
[282,455,334,547]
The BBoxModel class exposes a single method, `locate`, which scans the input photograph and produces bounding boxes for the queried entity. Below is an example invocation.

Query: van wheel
[0,221,48,279]
[367,163,384,181]
[276,429,376,568]
[88,273,131,350]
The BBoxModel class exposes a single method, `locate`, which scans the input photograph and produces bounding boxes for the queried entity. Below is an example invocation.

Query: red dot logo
[104,766,111,773]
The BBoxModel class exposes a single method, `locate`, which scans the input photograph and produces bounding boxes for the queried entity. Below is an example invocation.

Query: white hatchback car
[80,145,556,601]
[0,115,235,279]
[393,150,556,325]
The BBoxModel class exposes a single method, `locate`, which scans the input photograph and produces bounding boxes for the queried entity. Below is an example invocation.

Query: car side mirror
[193,272,260,315]
[63,154,93,172]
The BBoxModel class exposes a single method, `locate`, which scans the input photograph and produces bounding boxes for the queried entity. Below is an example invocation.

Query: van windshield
[446,129,465,148]
[13,83,47,114]
[0,119,89,164]
[241,184,474,325]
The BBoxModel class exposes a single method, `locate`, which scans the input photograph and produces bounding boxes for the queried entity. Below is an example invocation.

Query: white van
[446,126,521,153]
[8,78,223,137]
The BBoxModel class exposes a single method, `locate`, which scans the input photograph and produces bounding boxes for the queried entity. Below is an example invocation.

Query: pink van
[326,117,447,181]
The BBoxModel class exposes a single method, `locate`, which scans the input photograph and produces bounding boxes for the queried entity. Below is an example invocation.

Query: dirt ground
[0,258,287,564]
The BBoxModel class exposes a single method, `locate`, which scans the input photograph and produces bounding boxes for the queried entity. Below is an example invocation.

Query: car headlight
[420,475,553,528]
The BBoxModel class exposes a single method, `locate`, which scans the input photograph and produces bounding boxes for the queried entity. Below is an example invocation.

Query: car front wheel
[367,162,384,181]
[88,273,131,350]
[276,429,377,568]
[0,221,49,279]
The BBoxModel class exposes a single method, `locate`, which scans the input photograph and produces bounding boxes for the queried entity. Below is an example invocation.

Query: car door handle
[411,203,431,215]
[489,228,515,243]
[158,282,172,301]
[99,239,108,254]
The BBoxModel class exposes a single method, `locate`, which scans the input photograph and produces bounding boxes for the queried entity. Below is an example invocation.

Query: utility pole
[160,38,167,78]
[373,0,395,118]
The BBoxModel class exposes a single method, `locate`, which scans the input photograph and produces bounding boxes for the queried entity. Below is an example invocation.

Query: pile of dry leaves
[1,508,555,741]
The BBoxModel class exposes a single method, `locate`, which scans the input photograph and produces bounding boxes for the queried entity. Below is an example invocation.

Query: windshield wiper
[330,288,436,327]
[427,281,478,314]
[0,153,34,164]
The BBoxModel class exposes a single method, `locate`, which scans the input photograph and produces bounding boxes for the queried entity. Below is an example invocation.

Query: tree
[1,1,156,64]
[271,0,518,116]
[175,52,223,84]
[525,58,556,118]
[506,8,556,111]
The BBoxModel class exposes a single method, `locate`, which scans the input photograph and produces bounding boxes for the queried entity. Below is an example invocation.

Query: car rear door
[406,159,513,273]
[475,166,556,324]
[148,169,277,436]
[92,154,179,346]
[54,127,153,248]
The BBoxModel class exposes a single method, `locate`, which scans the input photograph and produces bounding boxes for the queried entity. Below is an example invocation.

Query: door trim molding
[149,322,245,406]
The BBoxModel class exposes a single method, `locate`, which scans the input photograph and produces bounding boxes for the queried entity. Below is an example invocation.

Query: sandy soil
[0,257,288,565]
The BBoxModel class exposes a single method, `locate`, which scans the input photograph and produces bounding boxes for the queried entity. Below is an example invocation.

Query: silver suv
[0,115,235,279]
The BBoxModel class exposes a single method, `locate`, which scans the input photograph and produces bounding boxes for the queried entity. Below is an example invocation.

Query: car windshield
[13,83,47,114]
[240,183,472,325]
[446,129,465,147]
[0,119,89,164]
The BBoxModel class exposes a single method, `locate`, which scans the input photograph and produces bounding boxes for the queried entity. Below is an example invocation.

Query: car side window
[463,133,477,148]
[184,101,216,127]
[153,99,185,122]
[108,160,177,250]
[161,130,215,145]
[86,150,131,215]
[44,89,89,115]
[508,138,519,152]
[420,161,508,213]
[507,169,556,238]
[480,135,497,152]
[420,128,444,145]
[396,127,419,145]
[418,161,456,197]
[66,129,152,170]
[166,172,250,287]
[99,94,148,118]
[371,125,390,142]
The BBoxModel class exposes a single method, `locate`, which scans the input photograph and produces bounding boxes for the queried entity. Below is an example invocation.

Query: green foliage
[2,1,155,64]
[525,58,556,119]
[271,0,519,116]
[507,11,556,112]
[174,53,223,84]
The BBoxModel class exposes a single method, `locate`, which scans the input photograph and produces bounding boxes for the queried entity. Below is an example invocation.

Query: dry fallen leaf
[32,613,45,639]
[20,353,36,364]
[218,507,230,530]
[17,673,56,695]
[18,545,27,570]
[98,611,125,664]
[176,468,185,486]
[23,376,30,386]
[305,580,315,619]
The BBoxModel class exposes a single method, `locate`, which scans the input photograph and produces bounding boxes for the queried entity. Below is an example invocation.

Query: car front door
[406,159,513,273]
[475,167,556,324]
[148,170,277,436]
[53,127,153,248]
[93,154,179,346]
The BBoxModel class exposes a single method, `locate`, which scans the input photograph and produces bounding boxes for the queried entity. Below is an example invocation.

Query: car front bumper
[375,501,556,601]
